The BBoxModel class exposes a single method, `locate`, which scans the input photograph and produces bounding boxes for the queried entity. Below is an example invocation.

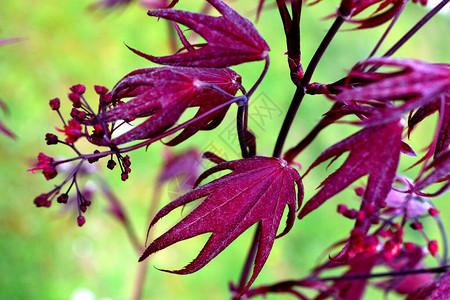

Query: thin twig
[273,16,346,158]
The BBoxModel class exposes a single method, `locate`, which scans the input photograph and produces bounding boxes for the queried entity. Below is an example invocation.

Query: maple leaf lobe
[140,156,303,293]
[128,0,270,68]
[299,118,404,220]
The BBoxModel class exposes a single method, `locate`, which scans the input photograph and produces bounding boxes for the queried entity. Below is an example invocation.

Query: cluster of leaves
[27,0,449,299]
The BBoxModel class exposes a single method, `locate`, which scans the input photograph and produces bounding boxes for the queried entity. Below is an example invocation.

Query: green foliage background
[0,1,448,299]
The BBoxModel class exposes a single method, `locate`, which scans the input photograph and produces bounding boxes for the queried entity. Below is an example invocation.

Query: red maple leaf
[140,156,303,293]
[414,149,450,196]
[336,58,450,125]
[409,95,450,157]
[127,0,270,67]
[347,0,407,30]
[87,66,241,145]
[406,271,450,300]
[298,118,404,222]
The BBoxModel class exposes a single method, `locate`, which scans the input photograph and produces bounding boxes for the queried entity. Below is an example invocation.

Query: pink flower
[27,153,58,180]
[57,119,82,143]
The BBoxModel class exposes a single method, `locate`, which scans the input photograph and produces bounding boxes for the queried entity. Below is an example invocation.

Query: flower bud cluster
[337,181,441,262]
[28,84,135,226]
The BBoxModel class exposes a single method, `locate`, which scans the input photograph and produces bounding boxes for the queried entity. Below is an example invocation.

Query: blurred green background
[0,0,449,299]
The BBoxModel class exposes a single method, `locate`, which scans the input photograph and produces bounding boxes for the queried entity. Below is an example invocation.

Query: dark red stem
[273,16,346,158]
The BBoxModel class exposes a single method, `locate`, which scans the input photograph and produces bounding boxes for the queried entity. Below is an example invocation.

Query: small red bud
[123,155,131,167]
[357,211,366,221]
[344,209,357,219]
[337,204,347,213]
[77,216,86,227]
[354,187,365,196]
[107,160,116,170]
[87,150,101,164]
[57,194,69,204]
[45,133,58,145]
[70,84,86,94]
[404,242,416,252]
[410,222,423,230]
[49,98,60,110]
[121,173,129,181]
[94,85,109,94]
[428,208,440,216]
[68,93,81,108]
[428,240,438,256]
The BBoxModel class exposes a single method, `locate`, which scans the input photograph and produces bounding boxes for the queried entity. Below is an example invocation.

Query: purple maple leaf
[414,149,450,195]
[347,0,407,29]
[87,66,241,145]
[127,0,270,67]
[406,271,450,300]
[140,156,303,293]
[336,58,450,125]
[409,95,449,157]
[299,118,404,222]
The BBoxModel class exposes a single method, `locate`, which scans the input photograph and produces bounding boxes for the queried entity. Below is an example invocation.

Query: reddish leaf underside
[128,0,269,67]
[89,67,241,145]
[298,118,404,221]
[140,156,303,293]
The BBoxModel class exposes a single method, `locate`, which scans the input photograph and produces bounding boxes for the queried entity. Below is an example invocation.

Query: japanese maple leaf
[127,0,269,67]
[409,95,449,157]
[298,118,404,221]
[140,156,303,293]
[336,58,450,125]
[87,66,241,145]
[414,149,450,195]
[347,0,407,29]
[406,271,450,300]
[312,0,407,29]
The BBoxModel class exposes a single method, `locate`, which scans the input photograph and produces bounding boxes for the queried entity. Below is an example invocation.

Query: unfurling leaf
[140,156,303,293]
[86,66,241,145]
[127,0,269,67]
[299,118,404,220]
